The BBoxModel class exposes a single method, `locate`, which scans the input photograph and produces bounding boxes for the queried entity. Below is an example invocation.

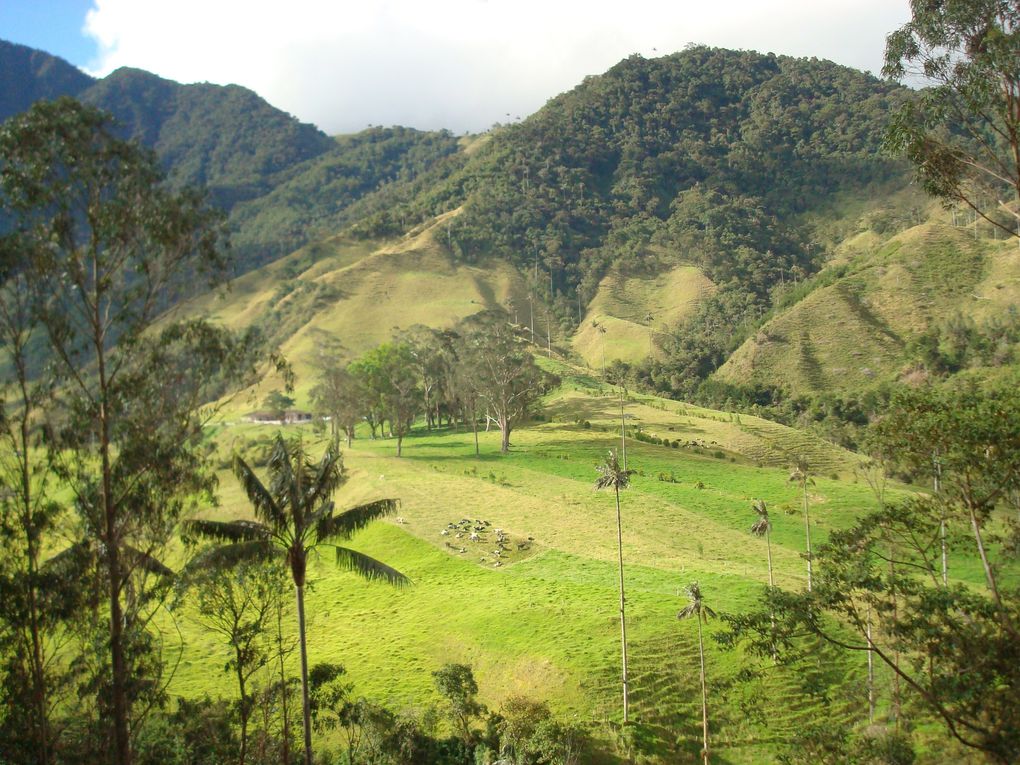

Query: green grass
[716,221,1016,395]
[168,374,1004,762]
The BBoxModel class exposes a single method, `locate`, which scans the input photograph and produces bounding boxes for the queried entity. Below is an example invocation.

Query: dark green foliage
[0,41,92,123]
[432,663,484,743]
[883,0,1020,238]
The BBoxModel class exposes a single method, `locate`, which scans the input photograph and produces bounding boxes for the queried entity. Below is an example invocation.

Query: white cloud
[83,0,912,135]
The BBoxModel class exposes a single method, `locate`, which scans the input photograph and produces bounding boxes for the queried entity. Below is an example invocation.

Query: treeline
[310,313,558,456]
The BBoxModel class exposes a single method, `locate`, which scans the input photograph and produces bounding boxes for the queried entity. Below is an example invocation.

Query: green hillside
[714,221,1020,395]
[167,367,999,762]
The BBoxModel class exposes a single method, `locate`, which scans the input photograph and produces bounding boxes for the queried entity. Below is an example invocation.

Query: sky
[1,0,913,135]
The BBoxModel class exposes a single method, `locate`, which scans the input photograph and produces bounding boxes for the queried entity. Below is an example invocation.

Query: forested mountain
[0,40,462,268]
[5,39,1011,410]
[0,41,92,118]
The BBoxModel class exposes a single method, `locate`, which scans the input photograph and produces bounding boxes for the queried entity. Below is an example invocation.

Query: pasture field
[171,372,997,761]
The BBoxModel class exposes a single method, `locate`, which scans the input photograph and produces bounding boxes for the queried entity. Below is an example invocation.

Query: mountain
[0,39,463,270]
[0,40,92,118]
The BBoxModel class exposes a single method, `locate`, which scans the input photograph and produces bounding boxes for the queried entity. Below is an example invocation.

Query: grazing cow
[440,530,449,536]
[469,532,480,541]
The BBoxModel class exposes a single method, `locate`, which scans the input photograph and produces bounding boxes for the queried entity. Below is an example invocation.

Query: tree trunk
[765,528,776,661]
[97,313,131,765]
[235,647,249,765]
[697,615,709,765]
[472,415,479,457]
[802,483,813,592]
[500,421,511,454]
[614,487,629,724]
[295,583,313,765]
[276,602,291,765]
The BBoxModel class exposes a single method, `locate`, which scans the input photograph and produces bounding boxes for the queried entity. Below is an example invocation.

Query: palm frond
[333,545,410,588]
[184,519,272,543]
[308,440,345,507]
[123,545,175,578]
[678,581,715,622]
[184,540,279,574]
[318,499,399,541]
[750,499,771,536]
[233,454,287,529]
[594,450,632,491]
[42,541,93,579]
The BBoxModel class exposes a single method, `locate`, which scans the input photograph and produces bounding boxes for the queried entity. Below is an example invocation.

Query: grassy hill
[714,221,1020,395]
[170,367,995,762]
[572,261,715,368]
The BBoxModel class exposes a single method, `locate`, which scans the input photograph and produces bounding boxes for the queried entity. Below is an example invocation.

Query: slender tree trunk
[802,483,813,592]
[968,506,1003,609]
[619,391,627,472]
[295,583,312,765]
[614,486,629,724]
[696,615,709,765]
[934,453,947,586]
[472,414,479,457]
[95,271,132,765]
[235,648,249,765]
[276,602,291,765]
[765,528,776,662]
[866,603,875,725]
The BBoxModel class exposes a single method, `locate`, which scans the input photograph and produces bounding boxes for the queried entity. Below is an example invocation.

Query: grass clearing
[170,374,999,761]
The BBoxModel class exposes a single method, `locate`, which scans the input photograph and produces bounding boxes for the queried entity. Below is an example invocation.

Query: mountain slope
[0,40,92,119]
[714,221,1020,395]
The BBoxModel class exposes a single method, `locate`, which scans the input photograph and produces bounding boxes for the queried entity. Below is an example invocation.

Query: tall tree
[789,459,815,591]
[594,450,634,724]
[0,251,61,764]
[884,0,1020,239]
[180,557,287,765]
[678,581,717,765]
[310,363,363,448]
[185,435,409,765]
[0,97,259,765]
[461,313,546,454]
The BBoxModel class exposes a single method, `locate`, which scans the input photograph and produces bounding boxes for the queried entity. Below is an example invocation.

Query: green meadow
[170,370,994,761]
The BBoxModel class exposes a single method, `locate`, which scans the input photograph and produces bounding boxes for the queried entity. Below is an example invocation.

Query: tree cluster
[311,312,556,456]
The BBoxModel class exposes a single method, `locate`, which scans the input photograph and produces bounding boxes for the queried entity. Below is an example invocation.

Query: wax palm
[789,459,815,591]
[678,581,716,765]
[750,499,774,588]
[594,450,634,723]
[186,434,408,765]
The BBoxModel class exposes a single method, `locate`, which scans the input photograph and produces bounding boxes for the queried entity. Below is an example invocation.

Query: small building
[243,409,314,425]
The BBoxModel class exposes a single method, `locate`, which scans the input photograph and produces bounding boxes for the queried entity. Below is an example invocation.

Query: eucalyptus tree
[678,582,717,765]
[186,435,409,765]
[594,450,635,723]
[0,248,61,765]
[0,97,262,765]
[180,558,287,765]
[789,459,815,591]
[883,0,1020,240]
[461,312,546,454]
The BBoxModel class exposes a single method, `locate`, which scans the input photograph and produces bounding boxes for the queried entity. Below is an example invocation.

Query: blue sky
[2,0,97,66]
[0,1,913,135]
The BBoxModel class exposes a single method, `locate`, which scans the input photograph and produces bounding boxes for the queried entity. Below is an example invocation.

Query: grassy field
[716,222,1020,394]
[167,370,1000,762]
[572,263,714,368]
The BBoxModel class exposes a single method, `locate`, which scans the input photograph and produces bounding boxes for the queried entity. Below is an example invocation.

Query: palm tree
[594,450,634,723]
[789,459,815,591]
[678,581,717,765]
[750,499,778,661]
[749,499,774,589]
[186,434,409,765]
